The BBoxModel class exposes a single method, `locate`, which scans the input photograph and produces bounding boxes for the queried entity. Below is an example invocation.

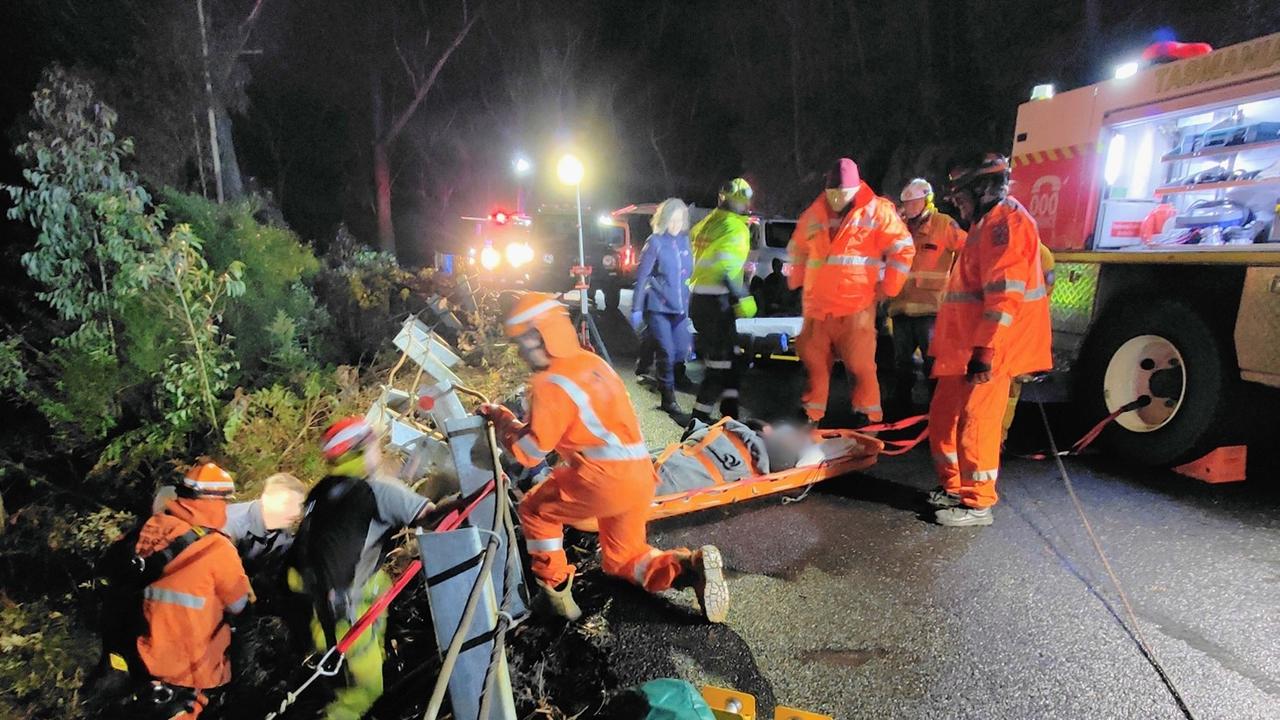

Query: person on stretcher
[655,418,867,496]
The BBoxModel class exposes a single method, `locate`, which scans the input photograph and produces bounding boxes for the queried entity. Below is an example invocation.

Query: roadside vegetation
[0,66,511,719]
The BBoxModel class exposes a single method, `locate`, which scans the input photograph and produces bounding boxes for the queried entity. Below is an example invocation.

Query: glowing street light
[512,155,532,176]
[556,154,584,186]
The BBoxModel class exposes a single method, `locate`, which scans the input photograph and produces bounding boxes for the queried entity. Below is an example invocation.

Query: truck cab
[1010,33,1280,466]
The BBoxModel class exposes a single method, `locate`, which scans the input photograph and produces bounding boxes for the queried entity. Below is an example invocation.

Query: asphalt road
[587,310,1280,720]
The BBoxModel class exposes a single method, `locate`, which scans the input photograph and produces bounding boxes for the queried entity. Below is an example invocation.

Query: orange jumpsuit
[928,198,1052,509]
[789,183,915,423]
[136,498,251,719]
[507,348,687,592]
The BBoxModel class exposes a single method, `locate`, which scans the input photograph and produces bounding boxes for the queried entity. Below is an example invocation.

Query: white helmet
[900,178,933,203]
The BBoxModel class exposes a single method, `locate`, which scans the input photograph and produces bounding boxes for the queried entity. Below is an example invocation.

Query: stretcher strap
[858,414,928,433]
[879,427,929,456]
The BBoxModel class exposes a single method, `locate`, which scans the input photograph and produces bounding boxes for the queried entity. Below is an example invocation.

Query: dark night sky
[2,0,1278,265]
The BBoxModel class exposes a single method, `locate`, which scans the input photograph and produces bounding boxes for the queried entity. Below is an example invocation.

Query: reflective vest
[506,349,655,486]
[135,499,250,690]
[888,210,967,317]
[788,183,915,318]
[688,208,750,299]
[931,198,1053,378]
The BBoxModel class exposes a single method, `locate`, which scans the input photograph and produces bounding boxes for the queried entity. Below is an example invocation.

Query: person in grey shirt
[222,472,307,571]
[290,416,453,719]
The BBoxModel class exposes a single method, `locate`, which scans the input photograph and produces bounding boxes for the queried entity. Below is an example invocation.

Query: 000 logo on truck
[1028,175,1061,231]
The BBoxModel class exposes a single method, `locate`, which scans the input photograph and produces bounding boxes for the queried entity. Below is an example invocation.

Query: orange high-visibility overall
[929,198,1052,509]
[508,348,688,591]
[136,499,251,718]
[790,183,915,422]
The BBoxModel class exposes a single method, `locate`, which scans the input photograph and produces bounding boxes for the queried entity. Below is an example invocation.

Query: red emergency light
[1142,40,1213,64]
[490,210,510,225]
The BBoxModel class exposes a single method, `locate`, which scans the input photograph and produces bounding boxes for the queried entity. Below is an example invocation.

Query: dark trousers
[644,311,691,388]
[892,313,936,408]
[689,293,741,418]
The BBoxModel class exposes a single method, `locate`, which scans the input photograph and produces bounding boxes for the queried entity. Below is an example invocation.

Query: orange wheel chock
[1172,445,1247,484]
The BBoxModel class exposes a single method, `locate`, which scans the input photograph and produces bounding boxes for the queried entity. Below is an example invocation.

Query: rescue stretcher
[645,427,883,521]
[569,427,881,533]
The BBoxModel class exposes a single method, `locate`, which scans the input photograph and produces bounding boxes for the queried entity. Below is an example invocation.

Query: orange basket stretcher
[645,428,883,522]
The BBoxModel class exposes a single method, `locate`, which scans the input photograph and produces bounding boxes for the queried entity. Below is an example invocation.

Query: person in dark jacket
[631,198,694,415]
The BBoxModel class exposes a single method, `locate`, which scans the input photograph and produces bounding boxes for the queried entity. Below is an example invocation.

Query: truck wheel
[1080,300,1233,466]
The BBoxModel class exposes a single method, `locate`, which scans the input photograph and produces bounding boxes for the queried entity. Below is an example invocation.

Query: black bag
[293,475,378,647]
[92,522,210,682]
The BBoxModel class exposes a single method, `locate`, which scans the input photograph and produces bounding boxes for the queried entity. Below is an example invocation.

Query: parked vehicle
[1011,32,1280,467]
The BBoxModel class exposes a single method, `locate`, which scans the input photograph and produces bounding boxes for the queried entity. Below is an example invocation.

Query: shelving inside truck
[1095,95,1280,250]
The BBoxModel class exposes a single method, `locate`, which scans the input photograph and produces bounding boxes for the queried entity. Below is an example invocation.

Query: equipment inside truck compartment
[1097,95,1280,248]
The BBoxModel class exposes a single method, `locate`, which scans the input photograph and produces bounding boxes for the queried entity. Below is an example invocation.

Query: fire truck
[1011,32,1280,468]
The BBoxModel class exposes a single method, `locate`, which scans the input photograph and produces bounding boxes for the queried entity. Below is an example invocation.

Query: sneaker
[934,506,993,527]
[926,487,962,509]
[676,545,730,623]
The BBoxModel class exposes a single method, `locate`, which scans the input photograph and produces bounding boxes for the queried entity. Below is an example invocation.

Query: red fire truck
[1010,32,1280,469]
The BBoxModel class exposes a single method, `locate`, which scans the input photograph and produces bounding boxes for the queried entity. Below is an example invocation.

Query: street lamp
[556,153,588,317]
[512,154,532,213]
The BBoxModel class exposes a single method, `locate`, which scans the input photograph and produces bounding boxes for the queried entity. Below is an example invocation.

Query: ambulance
[1011,33,1280,468]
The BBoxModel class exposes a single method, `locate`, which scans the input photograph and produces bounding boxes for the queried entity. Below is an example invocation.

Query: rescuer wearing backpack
[289,417,444,720]
[481,292,730,623]
[86,462,251,719]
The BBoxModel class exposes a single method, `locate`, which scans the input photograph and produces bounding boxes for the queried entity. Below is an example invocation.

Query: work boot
[674,545,730,623]
[658,384,683,415]
[635,358,652,378]
[673,364,697,393]
[926,487,962,509]
[934,506,993,527]
[719,397,740,420]
[535,576,583,621]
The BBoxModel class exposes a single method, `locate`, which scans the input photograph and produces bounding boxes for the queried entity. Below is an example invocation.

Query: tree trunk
[373,140,395,255]
[214,105,245,201]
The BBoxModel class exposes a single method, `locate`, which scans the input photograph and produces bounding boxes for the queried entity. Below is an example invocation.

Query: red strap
[859,414,928,433]
[879,427,930,456]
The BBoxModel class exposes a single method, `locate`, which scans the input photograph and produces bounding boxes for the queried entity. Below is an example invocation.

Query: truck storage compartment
[1096,95,1280,250]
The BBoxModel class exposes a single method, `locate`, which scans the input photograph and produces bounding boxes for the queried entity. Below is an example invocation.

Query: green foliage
[4,65,165,357]
[161,190,328,378]
[220,367,371,492]
[314,227,454,363]
[0,598,91,720]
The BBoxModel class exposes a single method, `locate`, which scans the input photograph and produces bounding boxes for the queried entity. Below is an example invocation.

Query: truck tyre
[1079,299,1233,467]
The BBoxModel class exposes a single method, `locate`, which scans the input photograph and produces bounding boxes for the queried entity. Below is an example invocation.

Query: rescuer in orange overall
[789,158,915,427]
[481,293,729,622]
[927,153,1052,526]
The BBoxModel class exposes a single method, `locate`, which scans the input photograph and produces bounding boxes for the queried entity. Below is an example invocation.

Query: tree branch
[382,10,480,144]
[218,0,271,87]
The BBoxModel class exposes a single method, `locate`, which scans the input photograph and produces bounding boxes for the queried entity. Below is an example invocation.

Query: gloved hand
[734,295,758,319]
[630,311,644,331]
[966,346,995,384]
[477,403,518,432]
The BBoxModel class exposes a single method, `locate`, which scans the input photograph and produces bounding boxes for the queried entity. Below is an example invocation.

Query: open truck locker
[1010,32,1280,468]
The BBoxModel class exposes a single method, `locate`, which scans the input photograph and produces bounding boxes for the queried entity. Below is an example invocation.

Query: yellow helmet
[503,292,580,358]
[718,177,753,213]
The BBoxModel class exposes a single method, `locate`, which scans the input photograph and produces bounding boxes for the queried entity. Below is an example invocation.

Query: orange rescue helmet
[503,292,580,358]
[181,462,236,499]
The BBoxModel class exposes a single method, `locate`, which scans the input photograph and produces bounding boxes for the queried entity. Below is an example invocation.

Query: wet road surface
[590,310,1280,719]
